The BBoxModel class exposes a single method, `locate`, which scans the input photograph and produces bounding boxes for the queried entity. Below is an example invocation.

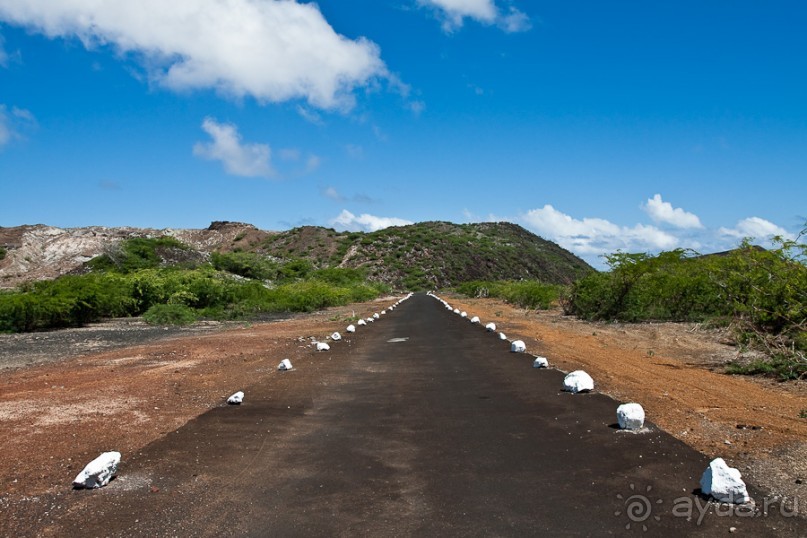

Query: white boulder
[485,322,496,332]
[316,342,330,352]
[700,458,751,504]
[227,391,245,404]
[616,403,645,430]
[470,316,480,324]
[533,356,549,368]
[72,451,121,489]
[346,324,356,333]
[460,311,468,318]
[331,332,342,341]
[511,340,526,353]
[453,308,460,314]
[357,319,367,326]
[278,359,293,370]
[373,313,380,319]
[563,370,594,393]
[499,332,507,340]
[366,317,375,323]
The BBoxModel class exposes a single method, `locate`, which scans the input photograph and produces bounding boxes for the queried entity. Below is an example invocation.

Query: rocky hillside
[0,221,593,290]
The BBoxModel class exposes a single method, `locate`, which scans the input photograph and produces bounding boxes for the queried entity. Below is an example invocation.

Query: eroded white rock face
[278,359,293,370]
[563,370,594,393]
[616,403,645,430]
[700,458,751,504]
[331,332,342,341]
[485,322,496,332]
[511,340,526,353]
[227,391,244,404]
[533,356,549,368]
[470,316,480,324]
[316,342,330,352]
[346,324,356,333]
[73,451,121,489]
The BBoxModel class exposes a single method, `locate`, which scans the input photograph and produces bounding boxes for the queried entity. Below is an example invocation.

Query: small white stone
[511,340,526,353]
[373,313,380,319]
[485,322,496,332]
[357,319,367,326]
[563,370,594,393]
[460,311,468,318]
[346,324,356,333]
[227,391,245,404]
[278,359,293,370]
[700,458,751,504]
[381,310,387,315]
[331,332,342,341]
[533,356,549,368]
[316,342,330,352]
[499,332,507,340]
[73,451,121,489]
[470,316,480,324]
[617,403,645,430]
[453,308,460,314]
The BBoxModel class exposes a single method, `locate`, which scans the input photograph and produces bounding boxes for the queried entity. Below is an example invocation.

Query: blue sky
[1,1,805,267]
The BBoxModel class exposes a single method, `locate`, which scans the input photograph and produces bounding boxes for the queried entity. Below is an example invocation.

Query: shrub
[142,304,197,325]
[456,280,560,310]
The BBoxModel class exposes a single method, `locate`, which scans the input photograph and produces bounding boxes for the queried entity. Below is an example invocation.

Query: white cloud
[519,204,678,256]
[0,32,8,67]
[0,104,36,147]
[193,118,272,178]
[719,217,793,241]
[418,0,531,33]
[0,1,388,110]
[330,210,413,233]
[642,194,703,229]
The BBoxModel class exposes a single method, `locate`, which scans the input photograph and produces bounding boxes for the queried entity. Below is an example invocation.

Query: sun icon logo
[615,484,663,531]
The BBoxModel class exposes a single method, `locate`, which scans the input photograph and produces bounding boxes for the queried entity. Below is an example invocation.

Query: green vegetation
[456,280,561,310]
[564,234,806,380]
[0,246,6,261]
[0,237,388,333]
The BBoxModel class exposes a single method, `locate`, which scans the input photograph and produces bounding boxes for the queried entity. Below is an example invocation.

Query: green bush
[456,280,560,310]
[88,236,190,273]
[0,246,6,261]
[142,303,197,325]
[211,251,279,281]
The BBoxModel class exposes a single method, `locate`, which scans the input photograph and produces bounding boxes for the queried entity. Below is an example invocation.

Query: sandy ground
[0,293,805,531]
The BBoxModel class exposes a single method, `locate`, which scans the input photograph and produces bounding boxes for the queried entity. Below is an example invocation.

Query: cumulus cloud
[330,210,412,233]
[193,118,273,178]
[519,204,678,256]
[0,104,36,147]
[0,1,388,110]
[418,0,531,33]
[642,194,703,229]
[719,217,794,241]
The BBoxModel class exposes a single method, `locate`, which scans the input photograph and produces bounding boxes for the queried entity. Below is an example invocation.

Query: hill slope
[0,221,593,290]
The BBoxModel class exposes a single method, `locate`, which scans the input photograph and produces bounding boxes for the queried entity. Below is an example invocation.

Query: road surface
[49,293,802,536]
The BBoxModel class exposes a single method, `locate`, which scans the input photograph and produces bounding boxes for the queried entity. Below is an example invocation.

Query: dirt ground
[1,294,805,530]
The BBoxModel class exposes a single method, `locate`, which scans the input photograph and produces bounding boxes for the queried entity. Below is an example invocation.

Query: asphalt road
[53,293,803,536]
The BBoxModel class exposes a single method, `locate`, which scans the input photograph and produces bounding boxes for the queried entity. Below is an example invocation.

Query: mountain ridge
[0,221,594,290]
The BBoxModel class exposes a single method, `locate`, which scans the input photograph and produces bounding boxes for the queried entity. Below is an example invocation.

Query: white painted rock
[453,308,460,314]
[511,340,526,353]
[533,356,549,368]
[373,313,380,319]
[470,316,480,324]
[460,311,468,318]
[316,342,330,352]
[346,324,356,333]
[485,322,496,332]
[278,359,293,370]
[72,451,121,489]
[499,332,507,340]
[381,310,387,315]
[616,403,645,430]
[563,370,594,393]
[366,317,375,323]
[331,332,342,341]
[700,458,751,504]
[227,391,245,404]
[357,319,367,326]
